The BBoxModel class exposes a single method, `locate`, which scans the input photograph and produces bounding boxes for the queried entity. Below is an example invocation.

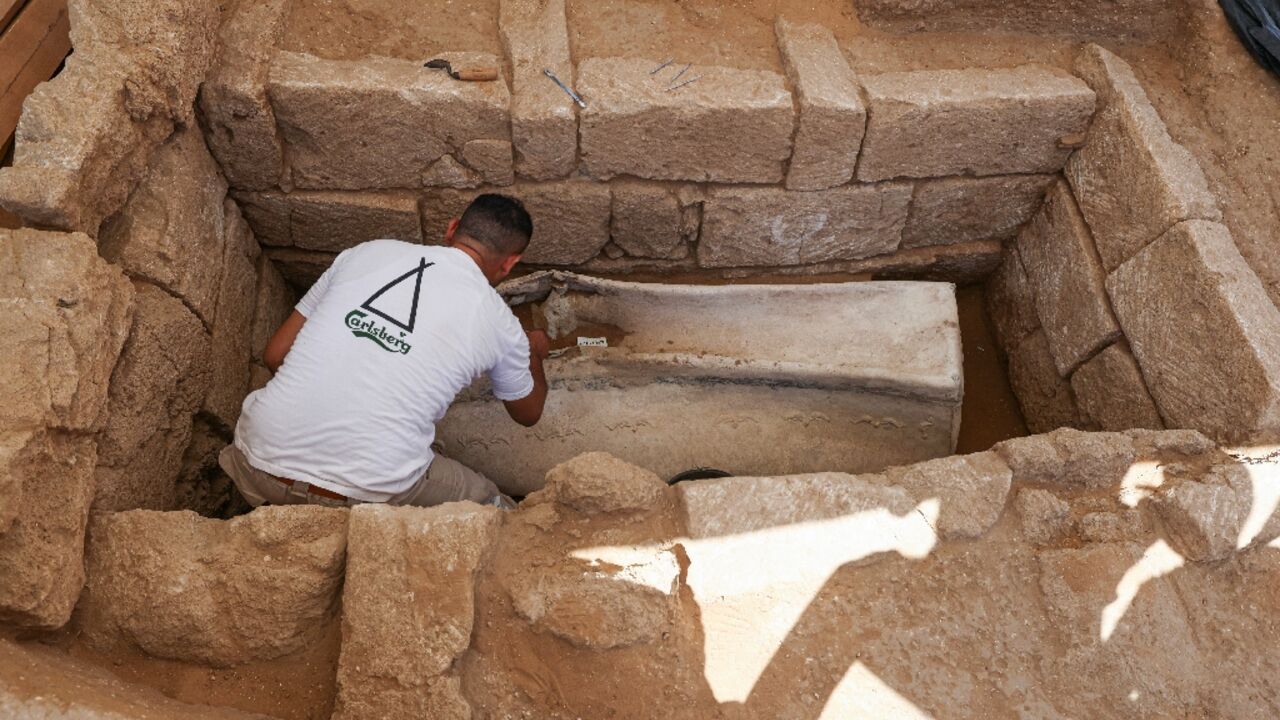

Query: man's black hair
[456,194,534,257]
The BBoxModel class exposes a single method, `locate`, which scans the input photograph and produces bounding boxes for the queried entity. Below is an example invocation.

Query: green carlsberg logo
[345,309,412,354]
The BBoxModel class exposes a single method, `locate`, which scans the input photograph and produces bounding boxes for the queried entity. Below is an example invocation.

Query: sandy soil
[61,619,342,720]
[281,0,1076,73]
[281,0,501,60]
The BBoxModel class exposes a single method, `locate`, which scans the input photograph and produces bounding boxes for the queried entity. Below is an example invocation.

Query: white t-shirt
[234,240,533,501]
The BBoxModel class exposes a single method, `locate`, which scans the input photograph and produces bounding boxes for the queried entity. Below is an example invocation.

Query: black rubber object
[1220,0,1280,77]
[667,467,733,485]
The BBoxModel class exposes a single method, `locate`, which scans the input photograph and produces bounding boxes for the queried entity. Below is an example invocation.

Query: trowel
[424,58,499,82]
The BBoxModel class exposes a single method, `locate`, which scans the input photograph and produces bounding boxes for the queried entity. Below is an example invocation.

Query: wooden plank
[0,5,68,145]
[0,132,19,228]
[0,0,65,96]
[0,0,29,33]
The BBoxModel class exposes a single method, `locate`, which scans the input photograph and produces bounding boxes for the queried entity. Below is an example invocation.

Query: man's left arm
[263,311,307,373]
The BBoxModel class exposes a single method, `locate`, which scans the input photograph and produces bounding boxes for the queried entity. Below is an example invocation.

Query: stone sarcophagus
[437,272,963,495]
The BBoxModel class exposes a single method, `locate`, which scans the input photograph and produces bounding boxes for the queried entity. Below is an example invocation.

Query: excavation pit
[2,0,1280,718]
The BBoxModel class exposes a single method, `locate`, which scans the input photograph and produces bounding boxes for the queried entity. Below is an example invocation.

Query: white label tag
[577,336,608,347]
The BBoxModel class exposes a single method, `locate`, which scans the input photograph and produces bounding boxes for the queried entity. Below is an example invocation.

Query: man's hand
[527,329,551,360]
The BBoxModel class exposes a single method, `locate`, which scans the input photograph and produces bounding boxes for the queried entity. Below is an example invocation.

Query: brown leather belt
[273,475,350,502]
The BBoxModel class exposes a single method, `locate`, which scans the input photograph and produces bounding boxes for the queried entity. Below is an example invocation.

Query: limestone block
[544,452,667,515]
[203,202,260,431]
[462,139,515,186]
[0,639,273,720]
[499,0,577,180]
[1015,488,1072,546]
[0,431,97,630]
[578,57,794,183]
[422,155,481,189]
[679,472,922,539]
[903,174,1055,248]
[1107,220,1280,443]
[250,256,295,363]
[857,66,1094,181]
[0,0,219,233]
[0,56,171,234]
[422,182,612,265]
[1066,45,1220,271]
[610,181,684,259]
[697,184,911,268]
[68,0,221,125]
[774,18,865,191]
[1155,480,1245,563]
[263,248,336,290]
[881,451,1013,540]
[1016,180,1121,376]
[269,52,511,189]
[1007,330,1082,434]
[995,429,1138,489]
[0,229,135,432]
[78,506,348,667]
[1071,342,1164,431]
[99,127,230,326]
[94,284,212,512]
[335,503,501,720]
[234,190,423,251]
[200,0,288,190]
[984,246,1039,354]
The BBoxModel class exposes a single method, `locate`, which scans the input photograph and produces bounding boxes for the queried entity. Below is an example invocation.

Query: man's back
[234,240,532,501]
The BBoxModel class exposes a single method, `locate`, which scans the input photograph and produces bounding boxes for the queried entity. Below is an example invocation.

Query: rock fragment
[1015,488,1073,545]
[544,452,668,515]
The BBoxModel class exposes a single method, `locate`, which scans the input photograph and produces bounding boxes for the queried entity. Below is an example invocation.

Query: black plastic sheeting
[1220,0,1280,77]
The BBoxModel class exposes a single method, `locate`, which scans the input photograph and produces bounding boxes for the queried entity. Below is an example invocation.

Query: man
[218,194,550,509]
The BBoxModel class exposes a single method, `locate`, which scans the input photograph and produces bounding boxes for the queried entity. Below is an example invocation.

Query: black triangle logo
[360,258,433,333]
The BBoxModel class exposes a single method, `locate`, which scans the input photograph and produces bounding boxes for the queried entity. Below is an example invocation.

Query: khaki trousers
[218,444,510,509]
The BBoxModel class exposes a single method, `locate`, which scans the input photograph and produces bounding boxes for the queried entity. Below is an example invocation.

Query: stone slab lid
[499,271,962,403]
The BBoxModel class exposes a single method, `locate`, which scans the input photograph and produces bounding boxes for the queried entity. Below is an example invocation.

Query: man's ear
[445,218,460,244]
[501,253,523,274]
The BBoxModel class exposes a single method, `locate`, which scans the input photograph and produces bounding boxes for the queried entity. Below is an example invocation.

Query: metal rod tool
[667,75,702,92]
[650,58,674,74]
[543,68,586,108]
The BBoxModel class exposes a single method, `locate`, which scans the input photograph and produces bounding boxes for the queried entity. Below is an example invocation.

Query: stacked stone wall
[987,45,1280,445]
[200,4,1097,287]
[0,0,297,630]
